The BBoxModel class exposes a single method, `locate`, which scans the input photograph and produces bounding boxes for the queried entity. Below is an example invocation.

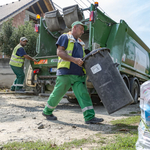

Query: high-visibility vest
[57,32,86,74]
[9,44,25,67]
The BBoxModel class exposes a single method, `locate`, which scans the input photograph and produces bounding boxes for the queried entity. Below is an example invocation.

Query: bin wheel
[67,97,78,104]
[130,78,139,104]
[121,74,130,89]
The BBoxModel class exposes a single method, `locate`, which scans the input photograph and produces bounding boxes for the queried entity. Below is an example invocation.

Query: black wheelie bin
[83,48,134,114]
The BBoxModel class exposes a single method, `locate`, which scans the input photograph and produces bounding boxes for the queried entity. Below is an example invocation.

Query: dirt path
[0,93,140,146]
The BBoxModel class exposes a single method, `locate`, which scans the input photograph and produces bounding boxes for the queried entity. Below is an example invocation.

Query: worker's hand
[73,58,84,67]
[33,59,38,63]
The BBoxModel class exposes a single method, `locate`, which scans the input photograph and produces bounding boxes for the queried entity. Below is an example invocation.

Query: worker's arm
[23,55,37,62]
[57,45,83,67]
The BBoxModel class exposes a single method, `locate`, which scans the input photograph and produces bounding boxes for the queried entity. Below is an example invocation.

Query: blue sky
[1,0,150,48]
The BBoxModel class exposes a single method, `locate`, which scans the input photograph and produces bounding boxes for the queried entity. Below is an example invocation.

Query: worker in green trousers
[42,21,104,124]
[9,37,37,92]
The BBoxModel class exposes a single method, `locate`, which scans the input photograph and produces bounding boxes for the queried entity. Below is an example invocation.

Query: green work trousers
[43,75,95,121]
[10,65,25,91]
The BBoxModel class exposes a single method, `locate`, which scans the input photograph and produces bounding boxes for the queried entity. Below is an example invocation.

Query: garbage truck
[26,2,150,104]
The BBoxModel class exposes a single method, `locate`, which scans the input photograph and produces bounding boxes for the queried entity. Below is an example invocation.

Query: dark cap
[20,37,28,42]
[71,21,87,31]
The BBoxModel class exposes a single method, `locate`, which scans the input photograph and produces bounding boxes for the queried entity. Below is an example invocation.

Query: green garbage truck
[26,2,150,104]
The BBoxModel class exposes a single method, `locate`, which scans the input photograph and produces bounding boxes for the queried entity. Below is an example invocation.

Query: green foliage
[111,116,140,125]
[95,134,138,150]
[0,19,38,57]
[3,140,56,150]
[0,19,16,56]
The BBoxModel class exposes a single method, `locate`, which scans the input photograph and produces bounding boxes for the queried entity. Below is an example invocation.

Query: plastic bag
[136,81,150,150]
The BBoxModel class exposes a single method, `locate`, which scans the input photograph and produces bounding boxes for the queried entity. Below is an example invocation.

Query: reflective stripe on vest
[82,106,94,112]
[11,55,24,59]
[9,44,25,67]
[46,103,56,109]
[10,59,23,64]
[57,33,86,74]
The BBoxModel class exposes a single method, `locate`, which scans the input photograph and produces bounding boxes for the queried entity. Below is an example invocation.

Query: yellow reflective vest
[57,32,86,74]
[9,44,25,67]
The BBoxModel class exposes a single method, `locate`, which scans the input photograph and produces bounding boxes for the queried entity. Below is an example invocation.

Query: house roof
[0,0,55,25]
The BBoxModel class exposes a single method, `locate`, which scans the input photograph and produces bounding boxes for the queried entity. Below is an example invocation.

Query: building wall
[12,10,26,27]
[0,58,15,88]
[12,10,37,28]
[0,58,31,89]
[25,10,37,22]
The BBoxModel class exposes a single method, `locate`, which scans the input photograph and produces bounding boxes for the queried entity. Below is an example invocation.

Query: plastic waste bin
[83,48,134,114]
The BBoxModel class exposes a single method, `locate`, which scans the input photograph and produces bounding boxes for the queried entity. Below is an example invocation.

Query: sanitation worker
[9,37,37,92]
[42,21,104,124]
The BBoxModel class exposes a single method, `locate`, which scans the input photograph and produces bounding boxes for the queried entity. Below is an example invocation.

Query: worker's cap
[71,21,87,31]
[20,37,28,42]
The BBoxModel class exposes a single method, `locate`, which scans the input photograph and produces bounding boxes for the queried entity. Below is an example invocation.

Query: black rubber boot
[42,112,57,120]
[85,117,104,124]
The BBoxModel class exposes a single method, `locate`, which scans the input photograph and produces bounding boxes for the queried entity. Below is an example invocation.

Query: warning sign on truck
[34,59,48,65]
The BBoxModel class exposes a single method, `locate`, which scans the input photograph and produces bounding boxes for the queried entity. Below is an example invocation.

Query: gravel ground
[0,93,140,147]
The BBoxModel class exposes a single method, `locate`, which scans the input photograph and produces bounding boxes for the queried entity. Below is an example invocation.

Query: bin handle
[92,47,110,56]
[92,49,101,56]
[82,47,110,63]
[82,57,86,62]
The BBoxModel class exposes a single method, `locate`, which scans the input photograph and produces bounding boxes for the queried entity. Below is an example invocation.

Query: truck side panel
[106,20,150,81]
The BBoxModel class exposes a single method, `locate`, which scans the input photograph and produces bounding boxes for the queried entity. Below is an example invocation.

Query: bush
[0,19,38,57]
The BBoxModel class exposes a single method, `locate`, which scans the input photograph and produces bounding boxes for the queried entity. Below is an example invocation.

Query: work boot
[85,117,104,124]
[42,112,57,120]
[10,87,15,91]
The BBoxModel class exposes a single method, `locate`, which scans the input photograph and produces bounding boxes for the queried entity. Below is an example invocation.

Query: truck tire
[34,83,45,95]
[130,78,139,104]
[31,72,35,85]
[121,74,130,89]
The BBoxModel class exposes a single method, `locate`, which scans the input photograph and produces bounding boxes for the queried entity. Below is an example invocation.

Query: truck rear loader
[26,2,150,104]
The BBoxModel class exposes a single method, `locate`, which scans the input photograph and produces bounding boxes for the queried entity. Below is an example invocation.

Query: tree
[0,19,16,56]
[0,19,38,57]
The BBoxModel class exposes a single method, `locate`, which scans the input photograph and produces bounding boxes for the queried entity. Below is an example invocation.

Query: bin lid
[82,47,110,62]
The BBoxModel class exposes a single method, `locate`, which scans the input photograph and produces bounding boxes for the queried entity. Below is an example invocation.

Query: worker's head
[20,37,28,47]
[71,21,87,39]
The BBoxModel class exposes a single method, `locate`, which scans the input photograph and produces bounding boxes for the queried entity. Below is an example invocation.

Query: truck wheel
[67,97,78,104]
[130,78,139,103]
[121,74,130,89]
[33,84,41,95]
[67,95,101,105]
[34,83,45,95]
[31,72,35,85]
